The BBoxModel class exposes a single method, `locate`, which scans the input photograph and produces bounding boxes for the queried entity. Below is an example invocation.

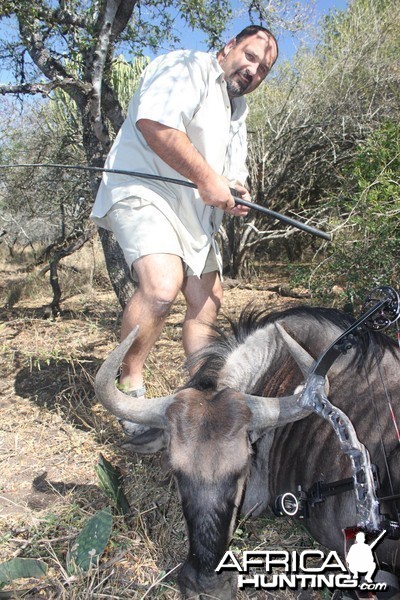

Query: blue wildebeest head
[95,306,400,599]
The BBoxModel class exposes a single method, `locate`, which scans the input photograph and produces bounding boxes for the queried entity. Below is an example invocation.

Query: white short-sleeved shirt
[91,49,249,277]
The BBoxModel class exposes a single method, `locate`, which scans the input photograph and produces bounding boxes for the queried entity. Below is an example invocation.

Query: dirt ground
[0,245,322,599]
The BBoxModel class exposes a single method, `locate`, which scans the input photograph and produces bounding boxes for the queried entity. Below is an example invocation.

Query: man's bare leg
[181,270,223,359]
[119,253,184,391]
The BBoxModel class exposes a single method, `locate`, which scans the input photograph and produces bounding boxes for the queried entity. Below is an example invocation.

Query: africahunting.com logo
[215,530,387,593]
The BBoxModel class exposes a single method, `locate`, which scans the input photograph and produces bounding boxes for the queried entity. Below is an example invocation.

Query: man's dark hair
[233,24,279,65]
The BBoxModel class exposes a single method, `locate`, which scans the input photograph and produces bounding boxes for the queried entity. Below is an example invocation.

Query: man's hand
[226,182,251,217]
[197,172,235,211]
[197,175,251,216]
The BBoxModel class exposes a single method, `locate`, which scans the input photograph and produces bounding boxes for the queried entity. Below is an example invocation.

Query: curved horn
[246,321,335,429]
[95,326,175,429]
[274,322,314,377]
[246,392,311,430]
[245,322,321,429]
[274,322,329,395]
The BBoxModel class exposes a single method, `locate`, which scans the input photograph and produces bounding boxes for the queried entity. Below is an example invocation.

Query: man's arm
[136,118,249,216]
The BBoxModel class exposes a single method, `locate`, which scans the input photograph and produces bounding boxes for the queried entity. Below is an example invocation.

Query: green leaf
[0,558,47,584]
[95,453,131,515]
[66,507,113,574]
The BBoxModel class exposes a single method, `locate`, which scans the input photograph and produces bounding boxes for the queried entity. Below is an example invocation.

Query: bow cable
[362,332,400,523]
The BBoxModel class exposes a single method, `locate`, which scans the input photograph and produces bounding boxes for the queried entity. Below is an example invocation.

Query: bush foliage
[300,121,399,306]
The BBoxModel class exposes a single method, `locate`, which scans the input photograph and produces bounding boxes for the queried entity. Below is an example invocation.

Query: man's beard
[225,69,252,98]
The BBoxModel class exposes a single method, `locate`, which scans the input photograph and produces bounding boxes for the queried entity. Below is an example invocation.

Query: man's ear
[222,37,237,57]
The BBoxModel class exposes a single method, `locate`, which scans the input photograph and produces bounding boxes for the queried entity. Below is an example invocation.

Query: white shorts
[104,197,219,280]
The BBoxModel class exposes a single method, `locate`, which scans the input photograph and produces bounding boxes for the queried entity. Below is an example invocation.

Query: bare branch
[17,16,71,82]
[88,1,122,152]
[0,78,90,97]
[111,0,137,41]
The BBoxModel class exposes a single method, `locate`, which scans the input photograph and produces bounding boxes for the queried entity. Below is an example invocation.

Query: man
[346,531,377,583]
[91,25,278,444]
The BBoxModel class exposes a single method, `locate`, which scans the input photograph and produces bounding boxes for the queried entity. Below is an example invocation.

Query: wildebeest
[95,306,400,598]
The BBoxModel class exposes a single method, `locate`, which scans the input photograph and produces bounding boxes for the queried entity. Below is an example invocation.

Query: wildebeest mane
[185,305,396,392]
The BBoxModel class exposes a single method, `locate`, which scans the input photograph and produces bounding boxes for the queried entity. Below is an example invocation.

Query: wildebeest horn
[245,322,320,429]
[246,393,310,430]
[274,322,329,394]
[274,322,314,376]
[94,326,175,429]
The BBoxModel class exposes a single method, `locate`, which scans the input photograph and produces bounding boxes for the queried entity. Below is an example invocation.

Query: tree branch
[89,0,123,152]
[18,16,71,82]
[111,0,137,41]
[0,79,90,97]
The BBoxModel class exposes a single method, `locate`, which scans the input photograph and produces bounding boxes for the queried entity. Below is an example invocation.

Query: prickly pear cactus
[0,558,47,586]
[95,453,130,515]
[67,506,113,573]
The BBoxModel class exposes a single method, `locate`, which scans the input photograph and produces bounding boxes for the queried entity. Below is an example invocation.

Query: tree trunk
[49,259,62,317]
[97,227,135,309]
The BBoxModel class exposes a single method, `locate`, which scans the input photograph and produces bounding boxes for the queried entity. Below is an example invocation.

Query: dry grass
[0,241,323,599]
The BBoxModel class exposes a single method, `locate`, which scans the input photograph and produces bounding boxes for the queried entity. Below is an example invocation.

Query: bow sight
[274,285,400,540]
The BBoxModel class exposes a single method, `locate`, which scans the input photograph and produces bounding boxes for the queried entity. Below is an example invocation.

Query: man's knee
[135,279,179,318]
[212,281,223,311]
[133,254,184,318]
[205,288,222,318]
[149,293,176,319]
[184,274,223,319]
[202,274,223,314]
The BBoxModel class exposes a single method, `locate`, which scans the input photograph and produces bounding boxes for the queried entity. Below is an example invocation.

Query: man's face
[218,32,277,98]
